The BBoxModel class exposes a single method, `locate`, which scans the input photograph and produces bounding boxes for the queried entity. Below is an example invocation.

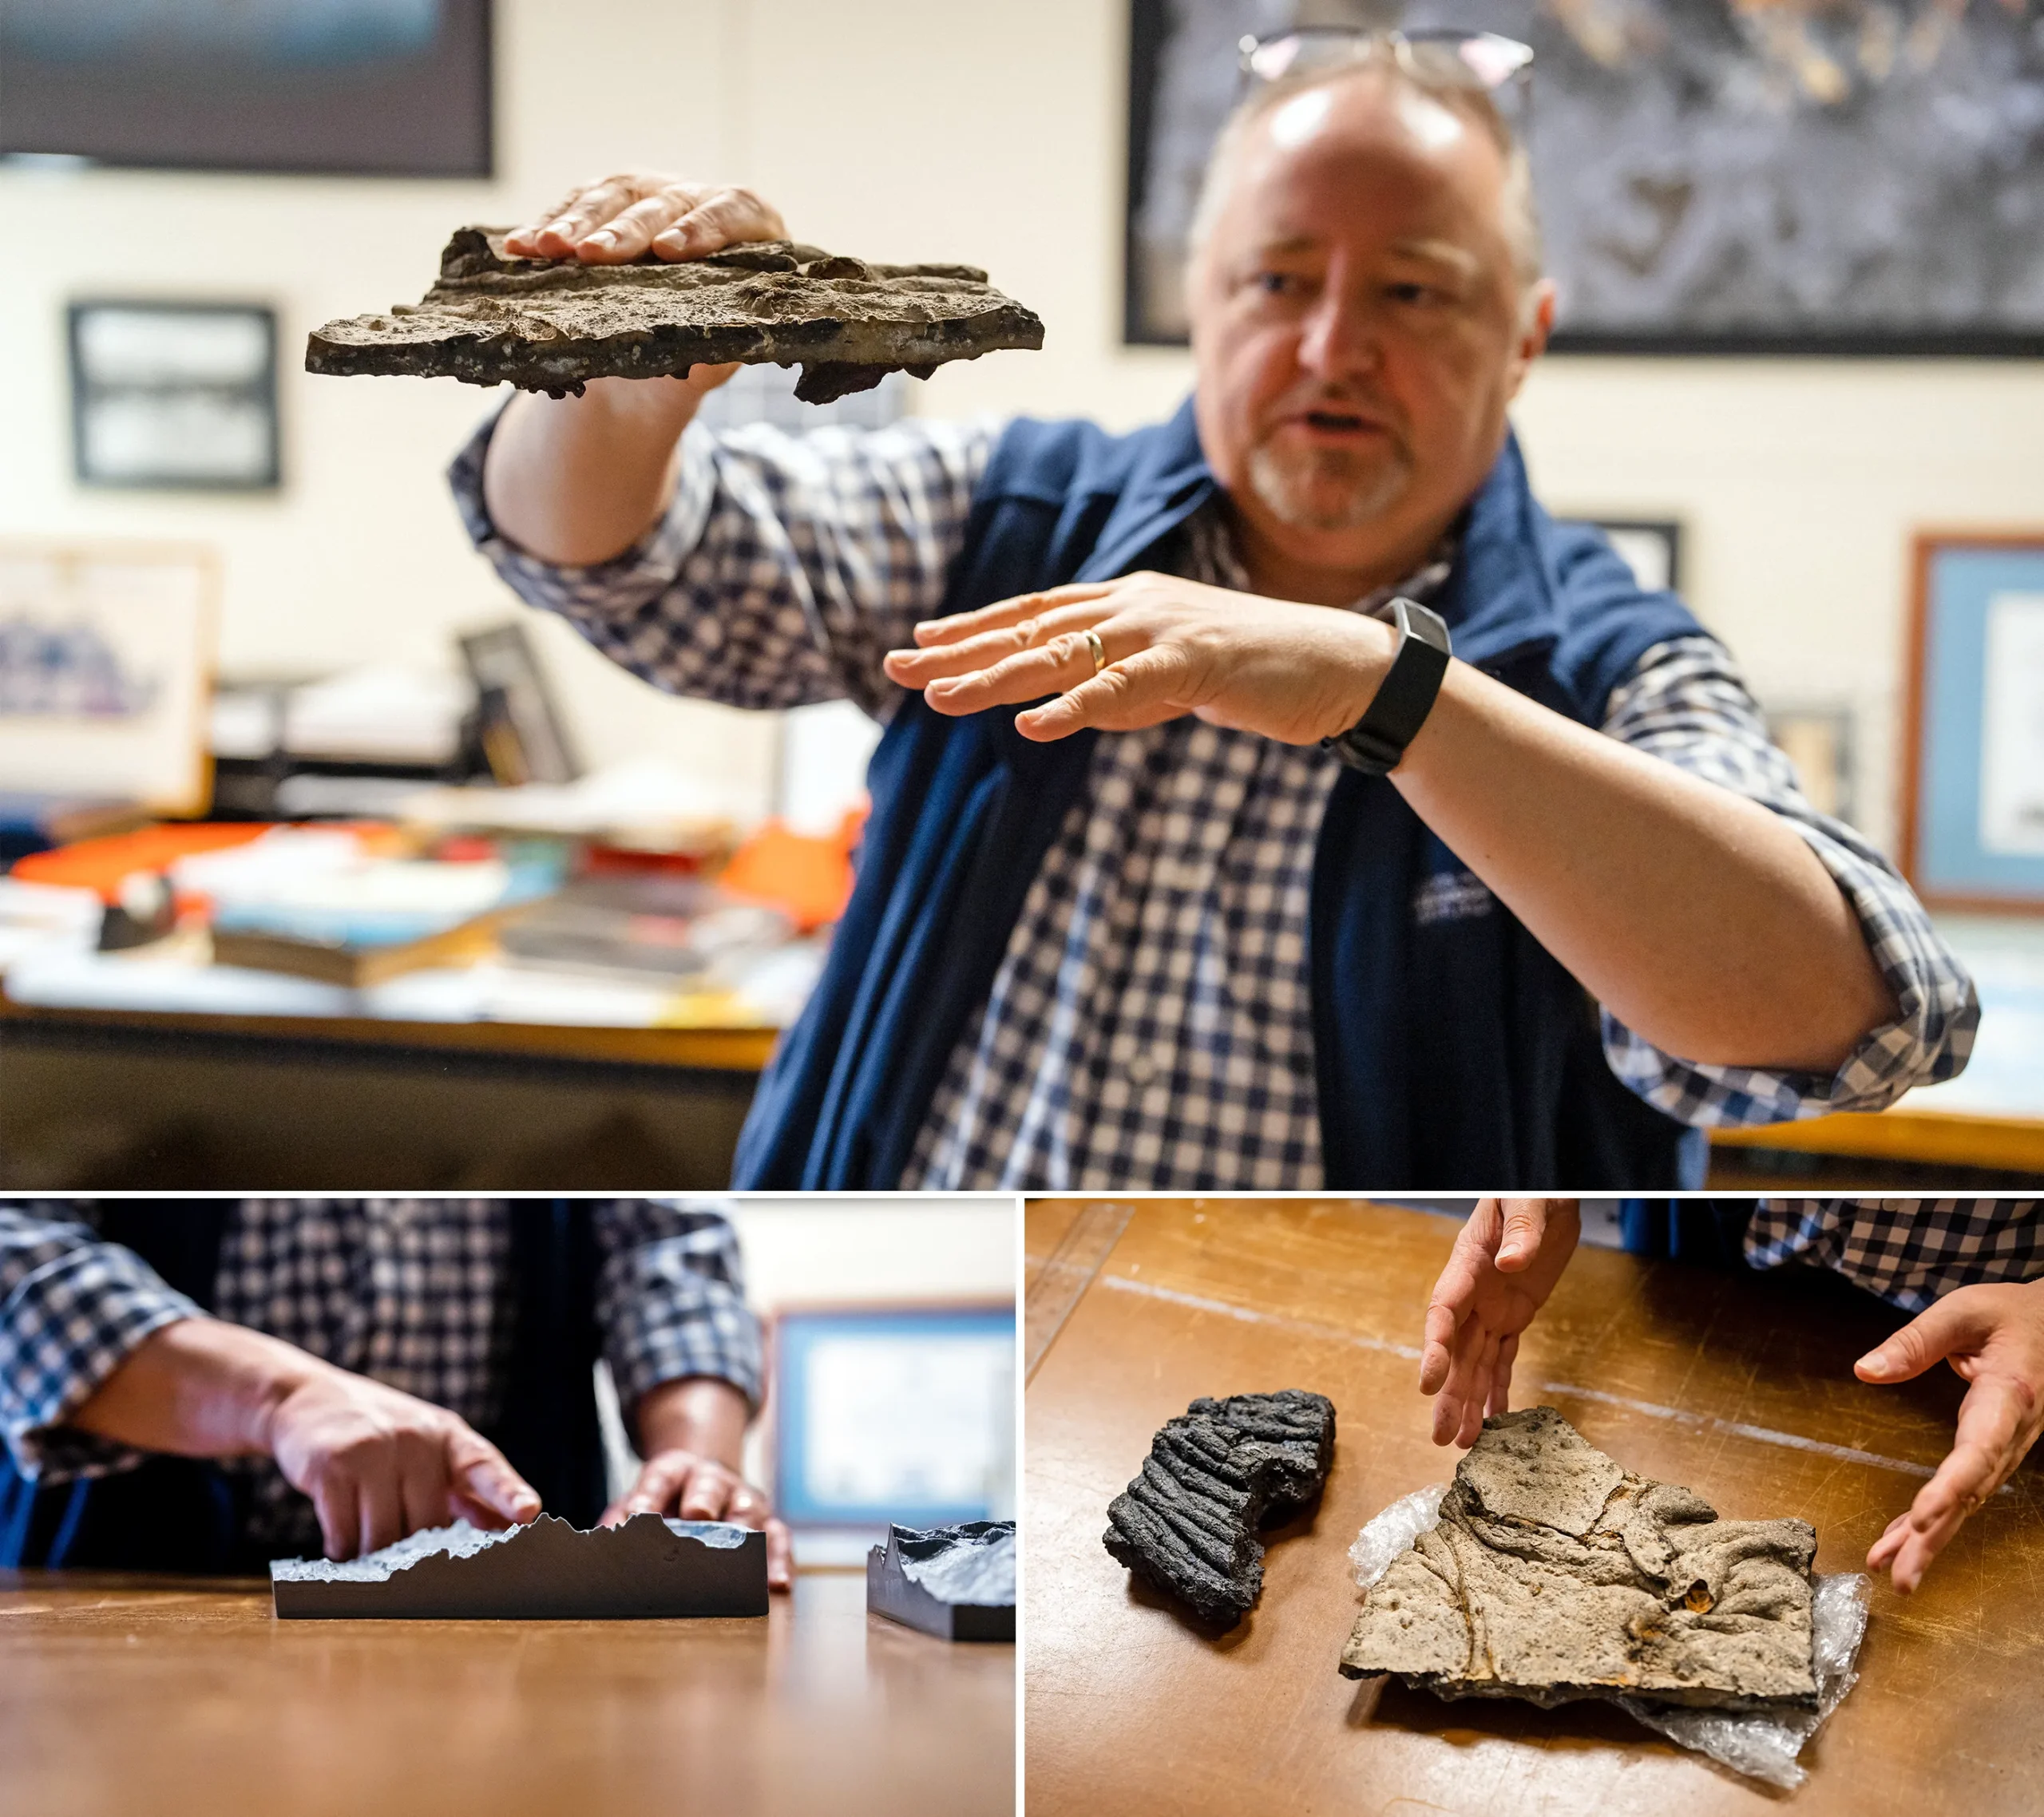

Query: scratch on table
[1095,1274,1425,1363]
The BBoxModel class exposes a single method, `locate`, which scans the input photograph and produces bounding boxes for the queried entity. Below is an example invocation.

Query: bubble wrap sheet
[1348,1486,1869,1790]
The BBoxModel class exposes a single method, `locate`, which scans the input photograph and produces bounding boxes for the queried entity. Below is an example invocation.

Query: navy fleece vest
[734,399,1709,1190]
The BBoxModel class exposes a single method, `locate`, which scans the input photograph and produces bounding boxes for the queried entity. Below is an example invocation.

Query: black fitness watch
[1321,596,1452,776]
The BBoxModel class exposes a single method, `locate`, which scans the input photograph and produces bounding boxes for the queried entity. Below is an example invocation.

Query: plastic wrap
[1347,1487,1869,1790]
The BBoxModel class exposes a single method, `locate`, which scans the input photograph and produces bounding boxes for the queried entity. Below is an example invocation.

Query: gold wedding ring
[1083,628,1107,676]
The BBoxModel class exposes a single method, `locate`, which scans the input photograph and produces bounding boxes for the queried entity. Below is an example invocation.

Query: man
[0,1201,790,1582]
[458,32,1972,1190]
[1420,1196,2044,1593]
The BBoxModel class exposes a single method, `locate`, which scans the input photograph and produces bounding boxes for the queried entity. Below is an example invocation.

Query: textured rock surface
[271,1513,767,1619]
[1339,1407,1819,1712]
[866,1520,1016,1641]
[1103,1389,1337,1626]
[306,228,1044,400]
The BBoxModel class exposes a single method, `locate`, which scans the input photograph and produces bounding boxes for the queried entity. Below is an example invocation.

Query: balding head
[1183,61,1557,602]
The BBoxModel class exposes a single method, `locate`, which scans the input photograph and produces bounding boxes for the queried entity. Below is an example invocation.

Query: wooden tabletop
[1023,1198,2044,1817]
[0,992,778,1073]
[1710,1102,2044,1174]
[0,1568,1012,1817]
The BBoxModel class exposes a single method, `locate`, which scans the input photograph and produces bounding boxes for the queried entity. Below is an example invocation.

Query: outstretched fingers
[911,584,1119,650]
[1015,643,1195,739]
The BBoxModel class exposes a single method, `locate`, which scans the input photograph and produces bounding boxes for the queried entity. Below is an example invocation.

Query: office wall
[3,0,2040,852]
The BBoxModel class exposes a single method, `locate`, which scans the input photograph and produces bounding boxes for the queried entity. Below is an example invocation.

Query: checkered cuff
[446,403,719,620]
[593,1205,764,1419]
[0,1219,200,1482]
[1749,1197,2044,1310]
[1601,803,1979,1130]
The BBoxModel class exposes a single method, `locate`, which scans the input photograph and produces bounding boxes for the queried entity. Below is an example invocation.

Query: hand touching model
[1414,1201,2044,1596]
[1853,1279,2044,1594]
[72,1318,541,1561]
[601,1375,794,1590]
[1417,1197,1580,1448]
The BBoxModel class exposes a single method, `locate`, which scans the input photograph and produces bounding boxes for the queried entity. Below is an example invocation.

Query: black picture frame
[1581,518,1684,596]
[0,0,493,179]
[68,300,281,492]
[1123,0,2044,357]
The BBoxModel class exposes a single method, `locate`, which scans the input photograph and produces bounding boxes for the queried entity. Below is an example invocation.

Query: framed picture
[770,1302,1016,1532]
[69,302,279,490]
[1903,533,2044,912]
[1,0,491,178]
[0,540,218,816]
[459,623,579,786]
[1766,705,1856,825]
[1580,518,1683,595]
[1125,0,2044,354]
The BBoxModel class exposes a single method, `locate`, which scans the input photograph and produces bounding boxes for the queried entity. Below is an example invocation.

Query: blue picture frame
[771,1303,1015,1530]
[1904,535,2044,912]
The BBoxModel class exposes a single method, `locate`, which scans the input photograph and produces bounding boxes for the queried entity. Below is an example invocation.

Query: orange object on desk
[718,807,864,932]
[11,824,275,902]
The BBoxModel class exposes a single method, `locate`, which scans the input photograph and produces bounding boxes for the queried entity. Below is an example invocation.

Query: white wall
[4,0,2041,853]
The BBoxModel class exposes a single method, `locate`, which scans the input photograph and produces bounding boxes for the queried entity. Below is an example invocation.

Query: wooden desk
[1024,1199,2044,1817]
[0,996,774,1187]
[1711,1103,2044,1178]
[0,1570,1012,1817]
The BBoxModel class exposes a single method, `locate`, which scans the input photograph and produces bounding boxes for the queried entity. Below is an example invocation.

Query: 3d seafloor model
[270,1512,768,1619]
[305,228,1044,402]
[1103,1389,1337,1627]
[866,1520,1016,1641]
[1339,1407,1820,1712]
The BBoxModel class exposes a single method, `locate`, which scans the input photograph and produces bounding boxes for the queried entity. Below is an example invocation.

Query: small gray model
[866,1521,1016,1641]
[270,1512,768,1619]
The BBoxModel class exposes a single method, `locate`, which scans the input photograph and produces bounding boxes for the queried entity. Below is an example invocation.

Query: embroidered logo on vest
[1412,869,1495,927]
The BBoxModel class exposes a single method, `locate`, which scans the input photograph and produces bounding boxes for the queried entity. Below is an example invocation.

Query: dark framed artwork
[1582,518,1683,594]
[0,0,491,177]
[1126,0,2044,354]
[1902,532,2044,912]
[69,302,279,491]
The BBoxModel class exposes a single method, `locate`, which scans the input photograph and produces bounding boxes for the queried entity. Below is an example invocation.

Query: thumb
[447,1427,542,1524]
[1495,1199,1552,1273]
[1857,1294,1982,1384]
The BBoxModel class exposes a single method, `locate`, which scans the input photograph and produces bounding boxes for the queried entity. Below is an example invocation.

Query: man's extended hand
[259,1369,541,1563]
[882,572,1399,746]
[504,172,787,265]
[1855,1278,2044,1594]
[1419,1197,1580,1447]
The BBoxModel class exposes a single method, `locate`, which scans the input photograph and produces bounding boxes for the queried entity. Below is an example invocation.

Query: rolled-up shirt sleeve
[0,1209,201,1482]
[592,1201,764,1421]
[1596,636,1978,1128]
[447,406,996,718]
[1749,1197,2044,1311]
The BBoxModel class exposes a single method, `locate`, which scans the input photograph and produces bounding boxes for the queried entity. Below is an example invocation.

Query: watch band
[1321,597,1452,775]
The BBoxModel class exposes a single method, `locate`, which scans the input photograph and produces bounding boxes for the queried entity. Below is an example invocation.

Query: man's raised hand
[505,174,787,265]
[1419,1197,1580,1448]
[1856,1278,2044,1594]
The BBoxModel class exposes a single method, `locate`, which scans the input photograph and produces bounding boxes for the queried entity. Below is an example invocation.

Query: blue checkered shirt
[1751,1197,2044,1312]
[450,412,1976,1189]
[0,1200,762,1553]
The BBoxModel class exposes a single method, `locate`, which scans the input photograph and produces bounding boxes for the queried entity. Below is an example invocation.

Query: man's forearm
[69,1318,327,1461]
[1395,660,1896,1071]
[632,1376,751,1471]
[481,374,712,566]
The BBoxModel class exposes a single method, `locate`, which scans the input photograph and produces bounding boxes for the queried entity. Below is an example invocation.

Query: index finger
[447,1426,541,1525]
[514,175,645,259]
[913,583,1118,648]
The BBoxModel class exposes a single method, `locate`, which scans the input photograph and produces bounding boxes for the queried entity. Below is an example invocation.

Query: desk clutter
[0,810,846,1031]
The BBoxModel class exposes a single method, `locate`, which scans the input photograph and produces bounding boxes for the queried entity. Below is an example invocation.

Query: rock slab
[305,228,1045,401]
[270,1513,768,1619]
[1103,1389,1337,1626]
[1339,1407,1819,1712]
[866,1520,1016,1641]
